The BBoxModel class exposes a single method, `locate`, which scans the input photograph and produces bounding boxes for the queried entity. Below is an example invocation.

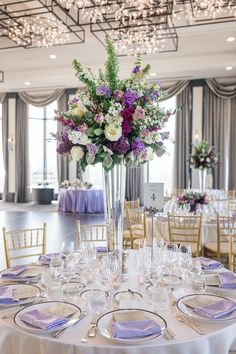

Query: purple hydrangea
[132,65,141,74]
[96,85,111,98]
[111,137,130,154]
[57,140,73,155]
[87,143,99,155]
[131,138,145,155]
[123,89,139,107]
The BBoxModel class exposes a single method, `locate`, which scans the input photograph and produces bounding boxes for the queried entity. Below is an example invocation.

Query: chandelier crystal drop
[7,16,70,47]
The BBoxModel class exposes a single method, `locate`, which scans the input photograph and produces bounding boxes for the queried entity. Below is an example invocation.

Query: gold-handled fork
[80,316,97,343]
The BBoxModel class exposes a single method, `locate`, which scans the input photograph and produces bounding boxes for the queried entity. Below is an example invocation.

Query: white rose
[68,130,90,145]
[70,146,84,161]
[104,123,122,142]
[145,147,154,161]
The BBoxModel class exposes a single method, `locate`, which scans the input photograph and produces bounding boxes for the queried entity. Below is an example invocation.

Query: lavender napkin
[39,253,64,265]
[19,309,67,330]
[193,299,236,319]
[0,286,19,304]
[197,257,222,270]
[96,247,108,253]
[112,319,161,338]
[2,265,27,278]
[218,272,236,289]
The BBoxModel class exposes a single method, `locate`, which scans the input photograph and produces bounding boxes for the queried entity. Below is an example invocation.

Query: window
[0,103,4,194]
[145,96,176,196]
[29,101,58,186]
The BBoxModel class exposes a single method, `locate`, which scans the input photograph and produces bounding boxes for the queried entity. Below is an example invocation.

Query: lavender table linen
[39,253,64,265]
[96,247,108,253]
[1,265,27,278]
[0,286,19,304]
[193,299,236,319]
[197,257,222,270]
[19,309,67,330]
[218,272,236,288]
[58,188,104,214]
[112,320,161,338]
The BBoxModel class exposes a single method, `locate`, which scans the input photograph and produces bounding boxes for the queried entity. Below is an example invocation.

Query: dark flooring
[0,204,105,270]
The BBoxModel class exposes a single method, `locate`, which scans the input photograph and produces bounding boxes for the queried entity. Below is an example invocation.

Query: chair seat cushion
[131,224,144,231]
[123,230,144,240]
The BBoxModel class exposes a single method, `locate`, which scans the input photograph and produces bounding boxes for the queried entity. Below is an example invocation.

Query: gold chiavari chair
[123,208,146,249]
[204,213,236,265]
[124,198,140,210]
[229,234,236,272]
[167,213,202,256]
[227,200,236,212]
[76,220,108,244]
[3,224,46,268]
[227,190,236,200]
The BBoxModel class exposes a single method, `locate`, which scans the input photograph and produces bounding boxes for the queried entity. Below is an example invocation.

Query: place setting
[0,265,42,283]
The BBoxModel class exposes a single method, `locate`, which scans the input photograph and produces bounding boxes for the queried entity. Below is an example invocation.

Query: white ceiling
[0,20,236,93]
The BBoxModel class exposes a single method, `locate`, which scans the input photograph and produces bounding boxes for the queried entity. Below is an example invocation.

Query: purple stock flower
[132,65,141,74]
[113,90,123,101]
[131,138,145,155]
[150,91,159,101]
[96,85,111,98]
[87,143,99,154]
[57,140,73,155]
[71,97,79,104]
[111,137,130,154]
[123,89,139,107]
[121,107,135,136]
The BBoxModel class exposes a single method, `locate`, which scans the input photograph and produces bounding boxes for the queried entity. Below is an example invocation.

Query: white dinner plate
[0,284,40,307]
[80,289,108,298]
[96,308,167,344]
[0,265,42,282]
[62,281,85,295]
[14,301,82,334]
[177,293,236,322]
[113,290,142,302]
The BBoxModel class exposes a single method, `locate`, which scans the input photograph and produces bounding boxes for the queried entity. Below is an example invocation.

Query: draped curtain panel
[173,84,191,189]
[18,89,65,107]
[203,86,231,189]
[228,98,236,190]
[2,97,8,201]
[0,93,6,103]
[160,80,190,101]
[57,92,69,184]
[125,166,144,204]
[15,97,29,202]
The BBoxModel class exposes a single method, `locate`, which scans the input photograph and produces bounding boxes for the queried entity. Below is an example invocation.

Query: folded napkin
[0,286,19,304]
[96,247,108,253]
[19,309,67,330]
[193,299,236,319]
[39,253,64,265]
[112,319,161,339]
[2,265,27,278]
[218,272,236,289]
[197,257,222,270]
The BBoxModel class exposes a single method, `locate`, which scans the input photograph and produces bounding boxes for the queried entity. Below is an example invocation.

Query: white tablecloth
[0,252,236,354]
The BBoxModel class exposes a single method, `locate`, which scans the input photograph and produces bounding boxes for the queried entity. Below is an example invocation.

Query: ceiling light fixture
[226,66,233,70]
[227,36,235,42]
[24,81,31,85]
[6,16,70,48]
[49,54,57,59]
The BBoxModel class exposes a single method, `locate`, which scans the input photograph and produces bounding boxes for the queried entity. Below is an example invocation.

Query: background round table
[58,188,104,214]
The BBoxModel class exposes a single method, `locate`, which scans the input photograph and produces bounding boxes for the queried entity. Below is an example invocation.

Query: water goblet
[88,290,106,315]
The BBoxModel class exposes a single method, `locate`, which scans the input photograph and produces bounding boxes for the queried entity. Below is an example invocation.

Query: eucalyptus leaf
[94,128,104,136]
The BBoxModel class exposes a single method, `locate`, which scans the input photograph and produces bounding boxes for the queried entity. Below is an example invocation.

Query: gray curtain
[19,89,65,107]
[203,86,230,189]
[125,166,144,204]
[228,98,236,189]
[173,84,191,189]
[0,93,6,103]
[15,97,29,202]
[57,92,69,184]
[206,79,236,99]
[2,97,8,201]
[160,80,190,101]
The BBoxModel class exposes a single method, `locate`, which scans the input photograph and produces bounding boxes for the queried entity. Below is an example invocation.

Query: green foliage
[73,59,97,98]
[135,53,142,66]
[105,36,119,92]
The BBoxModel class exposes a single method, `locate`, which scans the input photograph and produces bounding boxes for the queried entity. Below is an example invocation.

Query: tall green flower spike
[105,36,119,92]
[72,59,97,99]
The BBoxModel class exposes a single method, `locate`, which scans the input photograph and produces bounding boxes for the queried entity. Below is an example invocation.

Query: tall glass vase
[103,160,126,252]
[199,169,207,193]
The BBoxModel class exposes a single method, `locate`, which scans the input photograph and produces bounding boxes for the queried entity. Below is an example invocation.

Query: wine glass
[88,290,106,315]
[61,241,74,262]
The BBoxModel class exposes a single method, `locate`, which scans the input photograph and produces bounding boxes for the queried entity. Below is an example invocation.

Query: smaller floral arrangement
[60,179,93,189]
[189,141,220,170]
[178,191,208,213]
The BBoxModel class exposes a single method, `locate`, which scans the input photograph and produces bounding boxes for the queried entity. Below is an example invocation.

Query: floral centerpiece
[189,141,220,170]
[178,191,208,213]
[56,37,173,171]
[60,179,93,189]
[56,36,173,252]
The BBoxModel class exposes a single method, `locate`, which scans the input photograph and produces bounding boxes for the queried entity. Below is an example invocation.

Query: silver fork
[80,316,97,343]
[52,311,86,338]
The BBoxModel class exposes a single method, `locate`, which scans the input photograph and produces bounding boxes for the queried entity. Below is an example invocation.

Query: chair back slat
[76,221,110,246]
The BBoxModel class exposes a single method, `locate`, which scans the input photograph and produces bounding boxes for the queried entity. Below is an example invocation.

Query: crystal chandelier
[6,15,70,48]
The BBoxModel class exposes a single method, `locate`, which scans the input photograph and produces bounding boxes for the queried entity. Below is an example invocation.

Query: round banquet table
[58,188,104,214]
[1,252,236,354]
